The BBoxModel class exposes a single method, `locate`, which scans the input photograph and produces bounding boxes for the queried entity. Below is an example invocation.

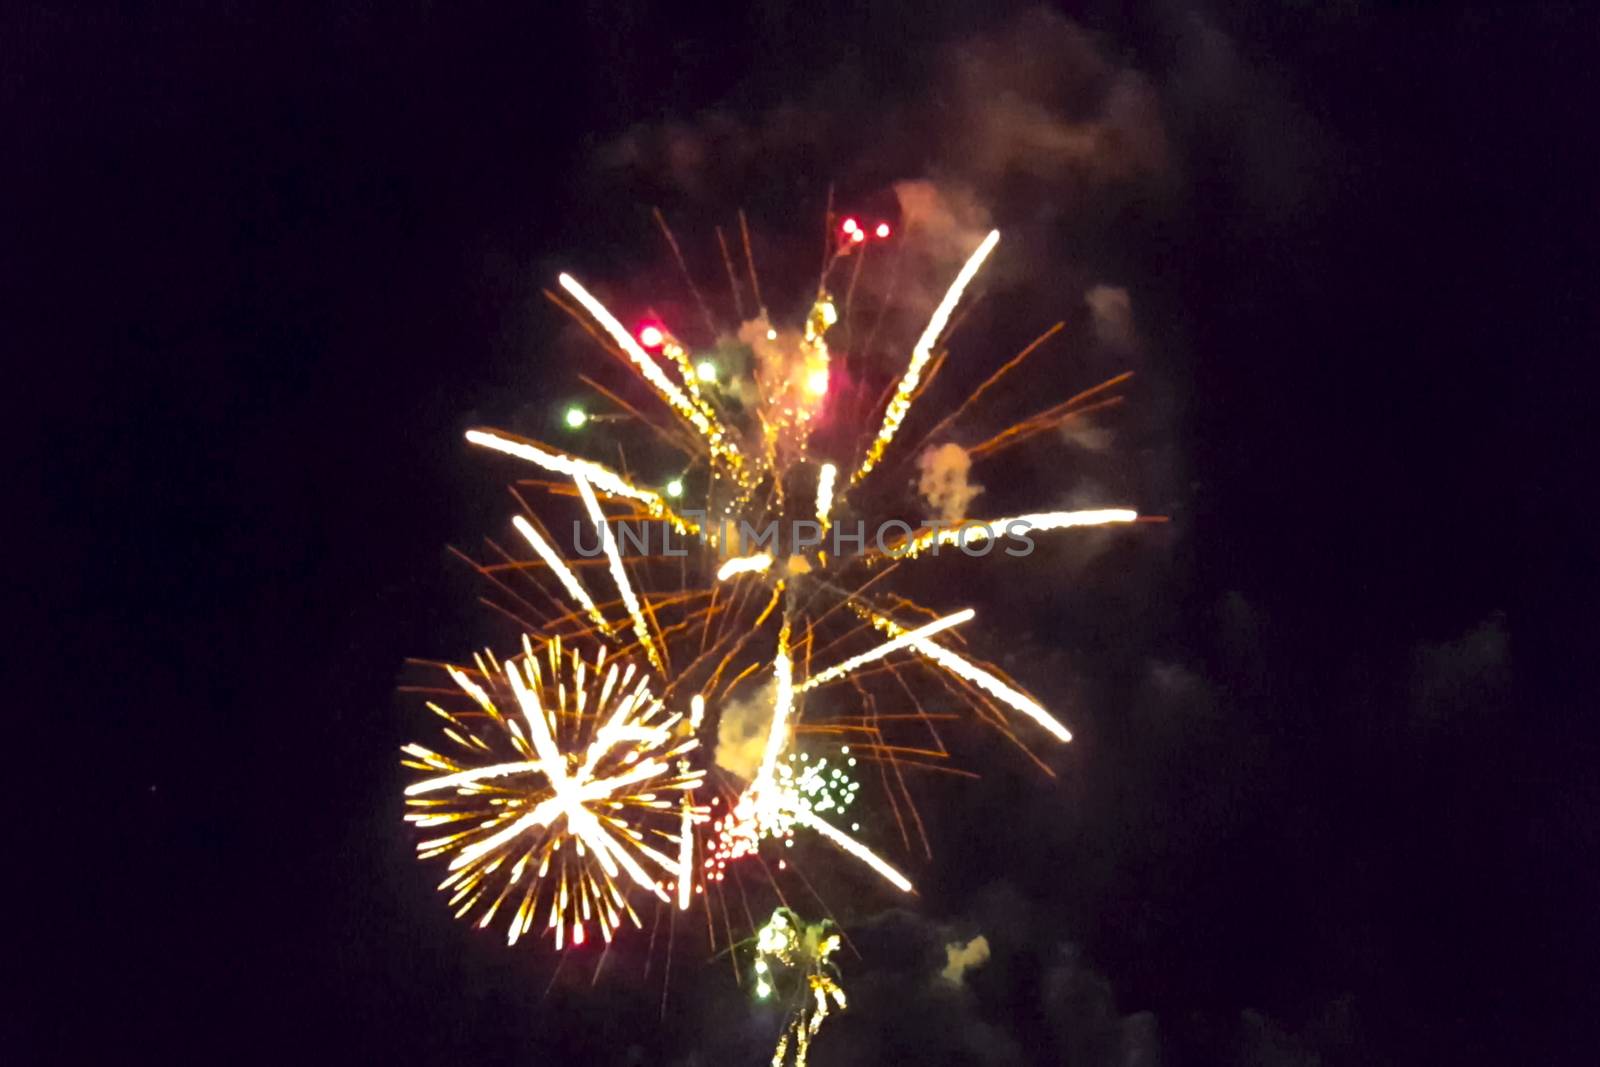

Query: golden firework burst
[402,634,704,949]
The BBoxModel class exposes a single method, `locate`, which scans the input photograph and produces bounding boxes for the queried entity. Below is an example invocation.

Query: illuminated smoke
[739,315,793,385]
[941,934,991,984]
[917,442,985,522]
[737,314,829,429]
[893,179,995,267]
[1085,284,1136,349]
[715,678,777,780]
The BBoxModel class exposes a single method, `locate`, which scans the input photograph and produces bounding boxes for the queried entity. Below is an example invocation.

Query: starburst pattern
[402,635,703,948]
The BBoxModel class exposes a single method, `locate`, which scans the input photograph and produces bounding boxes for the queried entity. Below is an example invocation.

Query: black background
[10,3,1589,1064]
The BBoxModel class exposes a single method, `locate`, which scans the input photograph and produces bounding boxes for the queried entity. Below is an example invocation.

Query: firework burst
[402,634,704,949]
[412,205,1148,957]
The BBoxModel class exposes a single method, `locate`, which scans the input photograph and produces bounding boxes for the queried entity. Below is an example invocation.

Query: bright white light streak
[900,509,1138,557]
[445,666,497,718]
[796,810,913,892]
[799,609,975,691]
[465,430,693,531]
[854,230,1000,482]
[511,514,613,635]
[815,462,837,531]
[405,759,542,796]
[716,552,773,582]
[755,628,795,787]
[912,229,1000,369]
[573,473,664,675]
[492,660,671,901]
[558,274,738,463]
[676,796,694,910]
[873,613,1072,742]
[559,274,695,418]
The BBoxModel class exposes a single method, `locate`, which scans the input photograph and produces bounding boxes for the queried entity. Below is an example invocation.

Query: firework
[572,471,664,674]
[814,461,837,533]
[891,508,1139,558]
[511,514,612,636]
[797,609,974,692]
[557,272,745,476]
[464,427,696,530]
[851,228,1000,483]
[420,210,1144,954]
[752,908,848,1067]
[402,635,704,948]
[708,747,874,879]
[717,552,775,581]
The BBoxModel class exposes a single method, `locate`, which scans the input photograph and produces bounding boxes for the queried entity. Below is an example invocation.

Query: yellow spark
[572,472,664,675]
[869,609,1073,742]
[897,508,1139,557]
[798,608,975,691]
[853,229,1000,484]
[710,626,914,891]
[690,693,706,730]
[660,338,718,424]
[716,552,774,582]
[511,515,613,635]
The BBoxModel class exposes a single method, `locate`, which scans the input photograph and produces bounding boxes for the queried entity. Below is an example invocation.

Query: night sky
[13,3,1588,1064]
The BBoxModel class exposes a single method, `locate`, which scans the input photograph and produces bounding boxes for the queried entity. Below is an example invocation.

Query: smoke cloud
[597,7,1173,271]
[939,9,1168,187]
[1410,612,1510,733]
[1085,284,1136,350]
[893,179,994,270]
[917,442,984,522]
[941,934,991,985]
[714,678,776,781]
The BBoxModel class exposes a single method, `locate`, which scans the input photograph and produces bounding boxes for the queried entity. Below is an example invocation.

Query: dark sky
[12,3,1589,1065]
